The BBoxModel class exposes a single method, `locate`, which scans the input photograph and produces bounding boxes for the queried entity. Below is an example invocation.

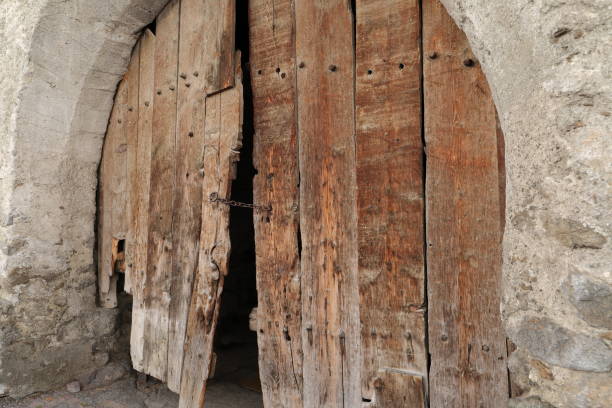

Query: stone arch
[0,0,609,405]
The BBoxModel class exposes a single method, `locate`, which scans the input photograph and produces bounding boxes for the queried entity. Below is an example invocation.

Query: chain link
[209,192,272,213]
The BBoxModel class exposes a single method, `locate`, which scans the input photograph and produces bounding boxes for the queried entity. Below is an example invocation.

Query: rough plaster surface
[0,0,610,405]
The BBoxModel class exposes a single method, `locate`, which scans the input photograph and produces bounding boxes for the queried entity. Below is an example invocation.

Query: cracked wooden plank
[124,39,140,295]
[143,0,180,382]
[179,60,243,408]
[423,0,508,406]
[372,369,425,408]
[355,0,426,404]
[130,28,155,373]
[295,1,361,406]
[167,0,237,392]
[249,0,303,406]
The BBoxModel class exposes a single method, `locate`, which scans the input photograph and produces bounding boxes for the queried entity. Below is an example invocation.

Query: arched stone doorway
[1,0,609,407]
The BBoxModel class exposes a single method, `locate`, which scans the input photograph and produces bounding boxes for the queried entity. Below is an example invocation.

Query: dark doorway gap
[210,2,262,397]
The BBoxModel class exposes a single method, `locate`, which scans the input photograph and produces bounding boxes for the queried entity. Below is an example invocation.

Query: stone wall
[0,0,610,405]
[0,0,168,397]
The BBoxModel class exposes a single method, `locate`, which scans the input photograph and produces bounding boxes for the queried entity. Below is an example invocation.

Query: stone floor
[0,344,264,408]
[0,377,263,408]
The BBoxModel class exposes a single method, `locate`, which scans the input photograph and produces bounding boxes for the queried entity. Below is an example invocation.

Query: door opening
[208,5,262,403]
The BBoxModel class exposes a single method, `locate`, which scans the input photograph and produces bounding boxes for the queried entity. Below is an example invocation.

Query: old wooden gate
[97,0,507,407]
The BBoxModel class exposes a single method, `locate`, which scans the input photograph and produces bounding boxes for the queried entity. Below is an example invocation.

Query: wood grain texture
[373,370,425,408]
[355,0,426,404]
[143,0,180,382]
[295,1,361,406]
[179,63,243,408]
[130,29,156,373]
[166,0,238,392]
[249,0,303,406]
[98,77,128,308]
[423,0,508,406]
[199,0,236,95]
[124,40,140,296]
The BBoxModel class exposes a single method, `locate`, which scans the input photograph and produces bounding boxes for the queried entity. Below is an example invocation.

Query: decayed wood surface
[355,0,426,404]
[130,29,156,373]
[167,0,237,392]
[249,0,303,406]
[179,62,243,408]
[373,369,425,408]
[143,0,180,382]
[295,1,361,406]
[124,40,140,296]
[98,75,128,309]
[423,0,508,406]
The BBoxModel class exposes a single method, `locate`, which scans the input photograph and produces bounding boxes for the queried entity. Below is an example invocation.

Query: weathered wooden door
[99,0,507,407]
[97,0,241,406]
[250,0,507,407]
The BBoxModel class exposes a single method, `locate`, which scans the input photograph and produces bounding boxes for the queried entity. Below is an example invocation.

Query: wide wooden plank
[179,64,243,408]
[167,0,238,392]
[372,370,425,408]
[423,0,508,406]
[130,29,156,373]
[295,1,361,406]
[355,0,426,404]
[198,0,236,95]
[143,0,180,382]
[249,0,303,406]
[124,41,140,295]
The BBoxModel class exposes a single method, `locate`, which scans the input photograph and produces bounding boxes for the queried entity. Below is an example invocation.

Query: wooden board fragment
[249,0,303,406]
[98,77,128,308]
[295,1,361,406]
[130,29,156,373]
[373,370,425,408]
[124,40,141,295]
[179,64,243,408]
[167,0,238,392]
[355,0,426,404]
[143,0,180,382]
[423,0,508,406]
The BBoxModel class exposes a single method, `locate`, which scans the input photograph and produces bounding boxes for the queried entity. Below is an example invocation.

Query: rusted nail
[157,89,162,95]
[463,58,475,67]
[185,83,191,88]
[128,107,133,112]
[428,52,438,60]
[281,73,286,79]
[180,73,187,79]
[193,71,199,77]
[482,345,490,352]
[367,69,373,75]
[169,85,175,91]
[117,119,122,124]
[328,64,337,72]
[257,69,263,75]
[144,101,150,107]
[188,131,194,137]
[298,61,305,68]
[276,67,281,73]
[441,334,448,341]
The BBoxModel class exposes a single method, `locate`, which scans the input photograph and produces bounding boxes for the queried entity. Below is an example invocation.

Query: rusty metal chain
[209,192,272,213]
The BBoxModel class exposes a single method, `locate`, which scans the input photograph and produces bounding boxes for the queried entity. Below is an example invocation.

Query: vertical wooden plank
[125,41,141,296]
[179,66,243,408]
[423,0,508,406]
[98,78,128,309]
[295,1,361,407]
[110,80,128,241]
[167,0,238,392]
[249,0,303,406]
[143,0,180,382]
[130,29,156,373]
[355,0,426,404]
[373,370,425,408]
